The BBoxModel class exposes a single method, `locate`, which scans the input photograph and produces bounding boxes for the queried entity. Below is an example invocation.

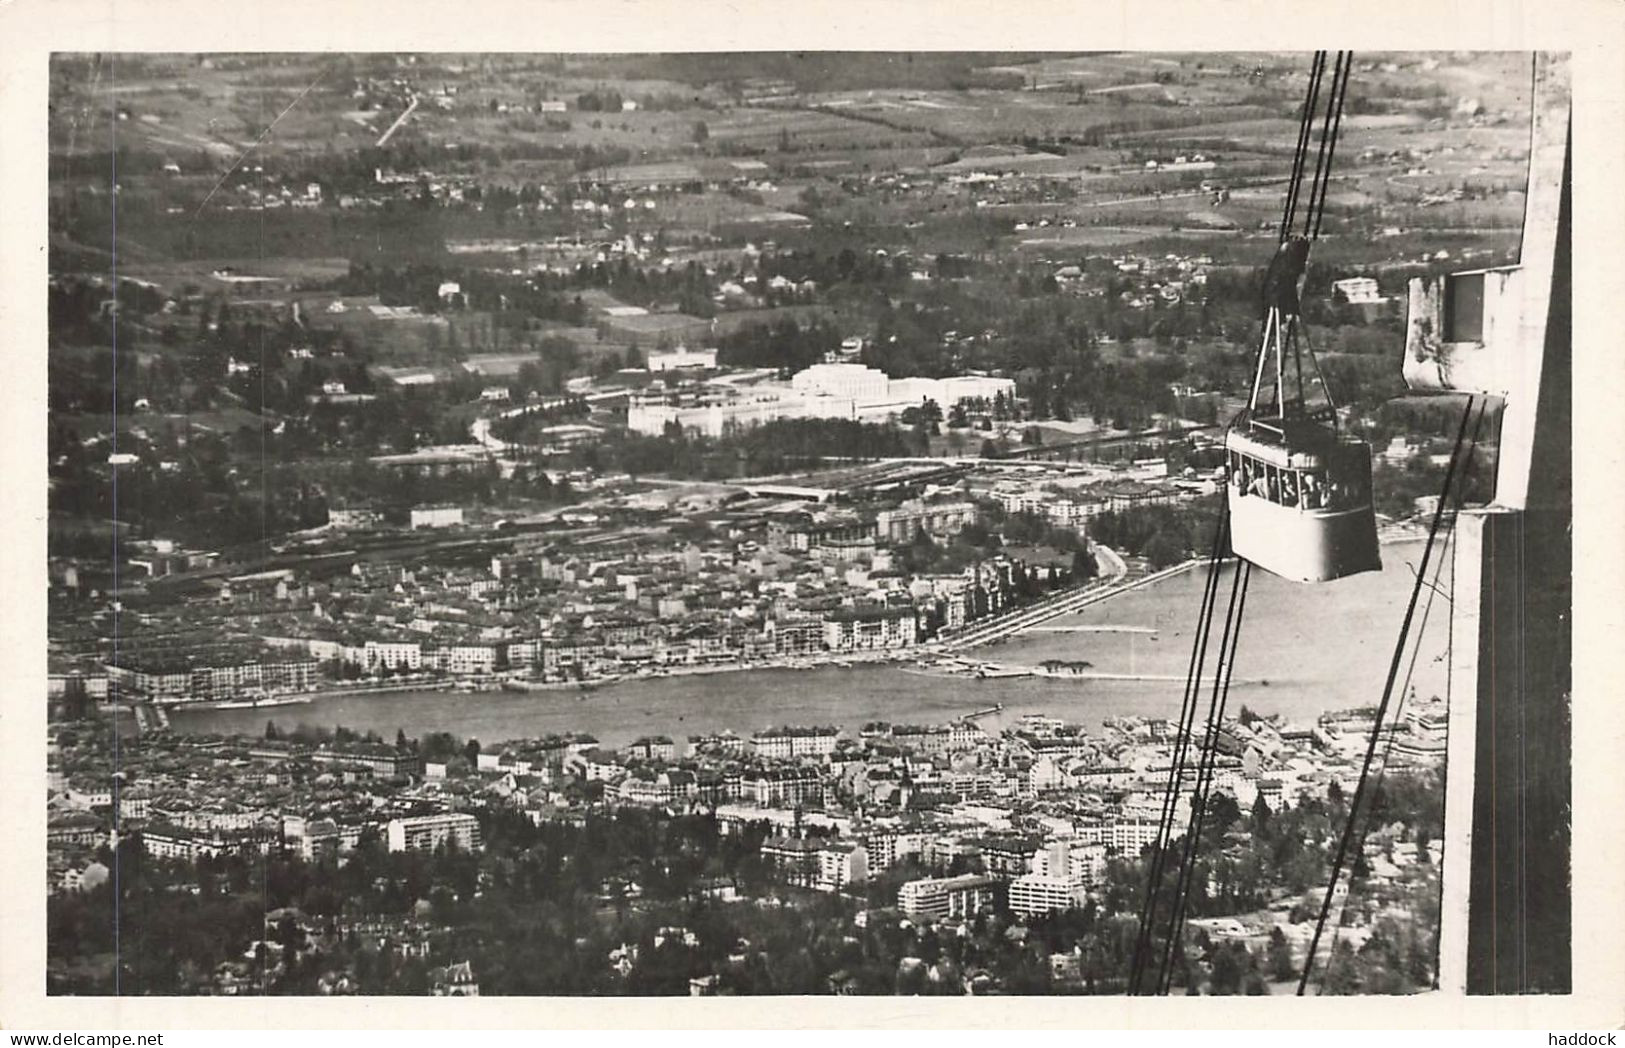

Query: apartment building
[385,812,482,853]
[898,874,1004,920]
[822,606,920,652]
[751,727,840,760]
[1007,872,1088,917]
[760,835,868,892]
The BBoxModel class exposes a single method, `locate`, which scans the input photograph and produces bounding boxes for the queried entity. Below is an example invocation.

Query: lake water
[174,541,1450,749]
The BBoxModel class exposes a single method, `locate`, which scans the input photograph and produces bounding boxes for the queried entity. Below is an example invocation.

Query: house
[410,506,464,530]
[626,735,676,761]
[428,960,479,996]
[1333,276,1384,305]
[759,835,868,891]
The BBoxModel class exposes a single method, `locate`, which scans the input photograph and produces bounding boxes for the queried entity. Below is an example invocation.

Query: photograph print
[43,48,1571,998]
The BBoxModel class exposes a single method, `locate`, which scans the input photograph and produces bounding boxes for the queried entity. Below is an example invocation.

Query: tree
[1250,792,1274,837]
[1143,530,1186,570]
[1267,927,1296,982]
[1209,942,1246,995]
[692,120,710,144]
[1320,939,1361,994]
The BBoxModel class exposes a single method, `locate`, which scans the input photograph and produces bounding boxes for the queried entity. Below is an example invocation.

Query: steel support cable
[1158,562,1253,993]
[1161,559,1247,984]
[1130,514,1233,993]
[1431,519,1457,992]
[1301,52,1350,240]
[1310,55,1353,240]
[1281,54,1349,419]
[1290,306,1308,409]
[1295,319,1340,416]
[1156,559,1252,993]
[1297,395,1485,994]
[1171,568,1252,980]
[1319,522,1456,988]
[1314,402,1488,991]
[1280,51,1328,244]
[1140,48,1347,991]
[1138,53,1328,983]
[1280,51,1325,240]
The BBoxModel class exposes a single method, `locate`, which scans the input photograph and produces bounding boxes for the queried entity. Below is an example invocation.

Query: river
[173,540,1450,749]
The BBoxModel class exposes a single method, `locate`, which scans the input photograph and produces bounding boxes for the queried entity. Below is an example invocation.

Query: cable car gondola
[1226,234,1380,583]
[1222,51,1381,585]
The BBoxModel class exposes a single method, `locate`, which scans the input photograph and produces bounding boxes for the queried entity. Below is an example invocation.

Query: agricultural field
[706,106,937,152]
[47,49,1541,479]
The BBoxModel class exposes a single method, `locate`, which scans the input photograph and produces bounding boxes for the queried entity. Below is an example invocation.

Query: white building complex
[751,726,841,759]
[386,812,482,853]
[794,363,1015,414]
[627,363,1017,438]
[626,387,857,438]
[1332,276,1385,304]
[792,363,892,401]
[410,506,465,530]
[1007,872,1088,917]
[898,874,1004,920]
[647,346,718,372]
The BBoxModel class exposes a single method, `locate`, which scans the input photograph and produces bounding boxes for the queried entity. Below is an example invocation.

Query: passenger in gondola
[1280,472,1298,507]
[1301,473,1324,510]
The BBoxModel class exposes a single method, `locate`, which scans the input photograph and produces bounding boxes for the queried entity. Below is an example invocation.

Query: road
[376,95,420,148]
[469,416,506,451]
[934,544,1196,652]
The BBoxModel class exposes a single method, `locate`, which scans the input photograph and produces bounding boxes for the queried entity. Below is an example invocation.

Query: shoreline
[167,531,1429,715]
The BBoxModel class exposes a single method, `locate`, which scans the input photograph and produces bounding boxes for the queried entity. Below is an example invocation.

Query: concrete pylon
[1425,53,1572,995]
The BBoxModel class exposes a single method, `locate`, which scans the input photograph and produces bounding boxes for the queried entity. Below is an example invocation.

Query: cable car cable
[1296,395,1486,994]
[1133,542,1229,993]
[1160,562,1252,992]
[1281,52,1328,244]
[1159,561,1247,988]
[1137,48,1356,994]
[1302,53,1350,240]
[1318,521,1457,988]
[1130,512,1233,993]
[1312,402,1488,992]
[1158,563,1253,993]
[1136,48,1340,987]
[1310,56,1353,240]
